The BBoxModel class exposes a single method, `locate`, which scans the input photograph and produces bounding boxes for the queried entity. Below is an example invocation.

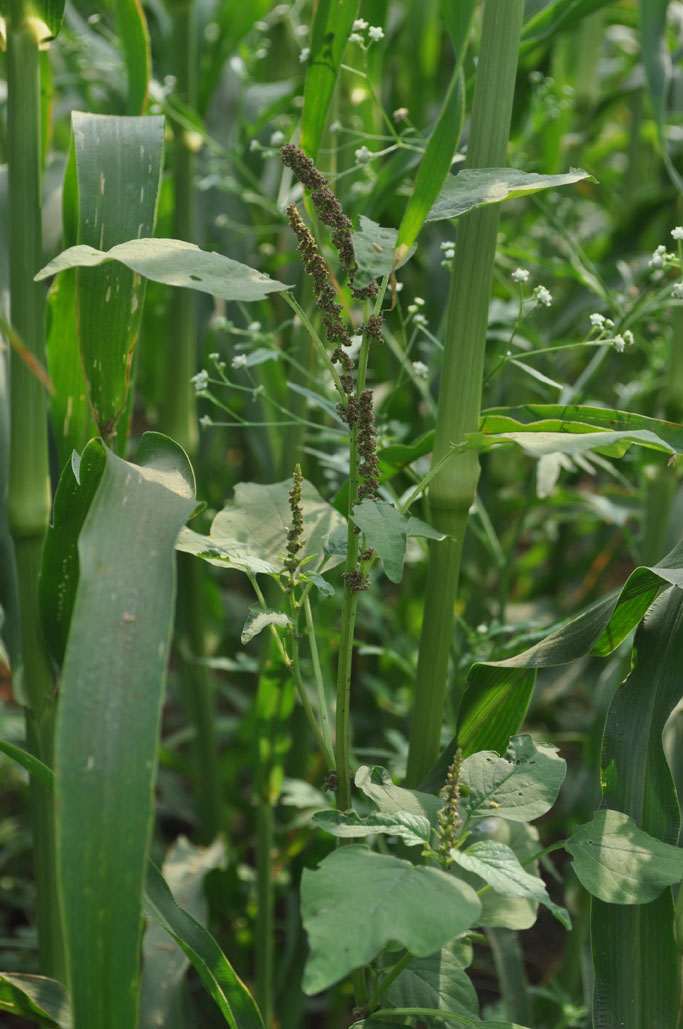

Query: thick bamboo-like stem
[6,12,63,978]
[406,0,525,787]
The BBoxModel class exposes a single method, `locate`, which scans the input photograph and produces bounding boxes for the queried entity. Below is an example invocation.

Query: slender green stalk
[406,0,525,787]
[290,605,335,769]
[303,595,335,767]
[6,11,64,980]
[366,950,414,1010]
[485,927,531,1025]
[255,799,274,1027]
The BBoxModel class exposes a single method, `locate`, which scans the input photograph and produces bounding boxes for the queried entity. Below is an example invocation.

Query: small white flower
[249,139,261,152]
[589,312,606,329]
[330,120,342,132]
[534,285,553,307]
[208,352,220,361]
[349,32,364,43]
[354,145,372,165]
[412,360,429,378]
[232,354,248,369]
[613,334,626,353]
[604,318,615,329]
[414,296,425,307]
[413,313,427,327]
[671,226,683,240]
[511,267,529,283]
[352,18,368,30]
[368,25,384,41]
[443,248,455,260]
[394,281,404,292]
[191,370,209,391]
[270,130,285,146]
[393,107,409,122]
[247,321,262,332]
[649,243,667,267]
[623,329,634,345]
[199,415,212,428]
[672,282,683,299]
[299,47,310,63]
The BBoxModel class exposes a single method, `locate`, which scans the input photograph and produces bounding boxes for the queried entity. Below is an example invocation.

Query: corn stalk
[406,0,525,786]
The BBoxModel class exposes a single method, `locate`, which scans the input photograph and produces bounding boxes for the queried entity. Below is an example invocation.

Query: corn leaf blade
[0,973,71,1027]
[300,0,358,159]
[112,0,151,114]
[55,433,195,1029]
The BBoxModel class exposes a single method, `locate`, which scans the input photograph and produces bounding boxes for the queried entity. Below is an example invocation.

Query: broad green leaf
[355,764,442,823]
[144,862,264,1029]
[112,0,151,114]
[441,539,683,765]
[591,585,683,1027]
[568,810,683,904]
[386,946,479,1023]
[140,837,226,1029]
[55,434,195,1029]
[464,822,542,931]
[312,809,432,847]
[241,605,292,644]
[36,237,291,303]
[39,445,107,666]
[351,499,447,583]
[519,0,614,56]
[639,0,683,192]
[0,973,71,1027]
[396,62,467,258]
[425,168,593,223]
[300,0,359,159]
[351,216,417,286]
[190,478,345,576]
[355,1009,533,1027]
[70,111,164,444]
[0,0,65,38]
[461,735,566,823]
[300,570,334,597]
[301,846,481,994]
[451,841,570,929]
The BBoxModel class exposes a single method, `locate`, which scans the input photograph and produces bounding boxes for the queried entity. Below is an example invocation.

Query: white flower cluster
[349,19,385,45]
[354,145,372,165]
[191,369,209,392]
[232,354,248,369]
[533,285,553,307]
[440,240,455,268]
[511,267,529,283]
[589,314,633,353]
[412,360,429,379]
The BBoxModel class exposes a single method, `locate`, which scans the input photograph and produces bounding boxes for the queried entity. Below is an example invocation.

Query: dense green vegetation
[1,1,683,1027]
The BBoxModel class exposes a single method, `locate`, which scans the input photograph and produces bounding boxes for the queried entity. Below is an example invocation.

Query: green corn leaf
[351,499,447,583]
[112,0,151,114]
[0,973,71,1027]
[420,540,683,789]
[519,0,615,57]
[301,846,481,994]
[299,0,359,159]
[590,584,683,1027]
[425,167,594,223]
[438,0,478,57]
[638,0,683,192]
[69,111,164,446]
[0,744,260,1029]
[54,433,195,1029]
[140,837,226,1029]
[36,237,291,303]
[0,0,65,38]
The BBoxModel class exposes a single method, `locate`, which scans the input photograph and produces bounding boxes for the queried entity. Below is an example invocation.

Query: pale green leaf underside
[312,809,432,847]
[425,167,594,223]
[176,527,279,575]
[451,840,571,928]
[471,427,677,459]
[567,809,683,904]
[301,847,481,994]
[461,735,566,822]
[35,238,291,302]
[386,946,479,1023]
[241,605,292,644]
[352,216,417,285]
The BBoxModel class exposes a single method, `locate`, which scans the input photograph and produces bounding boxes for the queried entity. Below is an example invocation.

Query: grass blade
[0,973,71,1027]
[638,0,683,192]
[54,433,195,1029]
[300,0,359,159]
[112,0,151,114]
